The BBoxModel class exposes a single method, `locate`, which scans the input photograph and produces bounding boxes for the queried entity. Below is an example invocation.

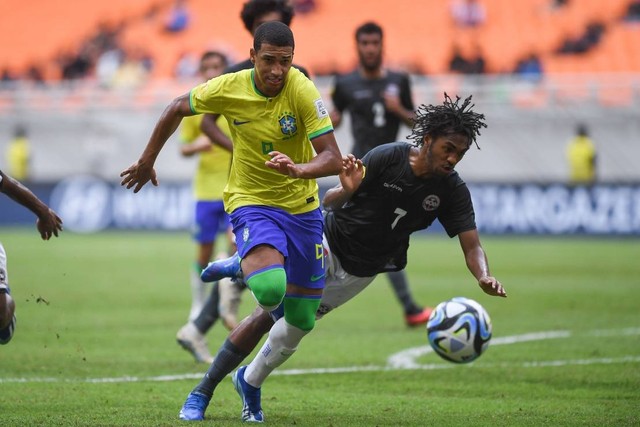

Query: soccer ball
[426,297,492,364]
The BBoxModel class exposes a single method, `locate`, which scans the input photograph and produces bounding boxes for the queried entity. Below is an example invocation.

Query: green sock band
[284,295,321,331]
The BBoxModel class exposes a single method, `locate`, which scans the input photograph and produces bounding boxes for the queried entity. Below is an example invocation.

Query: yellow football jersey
[567,136,596,183]
[189,68,333,214]
[180,114,232,201]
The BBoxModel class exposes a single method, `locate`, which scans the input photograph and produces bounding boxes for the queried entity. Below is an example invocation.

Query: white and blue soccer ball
[426,297,492,364]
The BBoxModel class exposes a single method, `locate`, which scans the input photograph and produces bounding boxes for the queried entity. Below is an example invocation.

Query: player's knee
[246,265,286,310]
[284,296,321,331]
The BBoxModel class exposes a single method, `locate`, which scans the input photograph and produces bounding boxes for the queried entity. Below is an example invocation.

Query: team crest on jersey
[422,195,440,211]
[278,112,297,136]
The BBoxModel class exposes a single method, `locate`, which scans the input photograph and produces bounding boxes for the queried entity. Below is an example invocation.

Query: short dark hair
[253,21,295,51]
[408,93,487,149]
[241,0,294,33]
[355,21,383,41]
[200,51,228,67]
[576,123,589,137]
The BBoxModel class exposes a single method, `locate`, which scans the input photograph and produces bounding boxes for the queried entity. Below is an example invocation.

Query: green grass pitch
[0,229,638,426]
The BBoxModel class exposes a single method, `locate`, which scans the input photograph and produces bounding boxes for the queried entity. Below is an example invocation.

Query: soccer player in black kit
[330,21,429,326]
[179,94,507,422]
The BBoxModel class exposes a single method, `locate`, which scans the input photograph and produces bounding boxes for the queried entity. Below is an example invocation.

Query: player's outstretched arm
[0,171,63,240]
[120,94,193,193]
[458,229,507,298]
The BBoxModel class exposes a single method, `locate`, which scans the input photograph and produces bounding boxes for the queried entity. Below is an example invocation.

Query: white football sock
[244,318,309,388]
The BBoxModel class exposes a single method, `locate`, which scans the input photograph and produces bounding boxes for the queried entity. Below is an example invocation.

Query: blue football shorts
[230,206,325,289]
[192,200,230,244]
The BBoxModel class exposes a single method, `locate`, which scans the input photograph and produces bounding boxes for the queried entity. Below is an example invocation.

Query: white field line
[1,328,639,384]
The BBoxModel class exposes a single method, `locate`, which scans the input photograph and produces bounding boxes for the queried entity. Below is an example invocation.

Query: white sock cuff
[244,319,309,387]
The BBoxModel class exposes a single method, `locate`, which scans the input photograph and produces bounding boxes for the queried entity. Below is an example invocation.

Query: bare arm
[180,135,212,157]
[0,171,63,240]
[322,154,363,210]
[200,113,233,152]
[383,92,415,127]
[265,132,343,179]
[120,93,193,193]
[457,229,507,298]
[329,109,343,128]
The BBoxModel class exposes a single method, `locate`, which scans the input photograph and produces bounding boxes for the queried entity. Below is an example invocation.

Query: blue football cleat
[178,392,210,421]
[232,366,264,423]
[201,252,242,283]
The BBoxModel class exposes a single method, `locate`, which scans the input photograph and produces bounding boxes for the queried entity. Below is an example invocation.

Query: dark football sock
[193,338,250,398]
[386,270,422,314]
[193,282,220,334]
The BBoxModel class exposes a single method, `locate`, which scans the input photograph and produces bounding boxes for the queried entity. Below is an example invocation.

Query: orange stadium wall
[1,0,639,79]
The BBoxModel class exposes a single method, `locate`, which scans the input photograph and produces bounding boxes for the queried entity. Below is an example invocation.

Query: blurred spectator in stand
[1,68,16,87]
[449,45,471,73]
[165,0,191,33]
[95,47,123,88]
[466,47,486,74]
[566,123,597,184]
[450,0,486,28]
[623,0,640,22]
[292,0,316,14]
[25,65,45,85]
[59,49,92,81]
[556,21,605,54]
[111,48,151,89]
[549,0,569,10]
[6,125,31,182]
[175,51,200,80]
[448,44,485,74]
[514,52,543,83]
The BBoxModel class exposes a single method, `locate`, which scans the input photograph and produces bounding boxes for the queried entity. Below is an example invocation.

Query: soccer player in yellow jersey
[182,1,313,362]
[120,21,343,422]
[6,125,30,181]
[566,123,597,184]
[175,51,235,364]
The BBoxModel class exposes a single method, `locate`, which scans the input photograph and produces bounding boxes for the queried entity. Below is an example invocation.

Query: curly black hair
[407,93,487,149]
[241,0,294,34]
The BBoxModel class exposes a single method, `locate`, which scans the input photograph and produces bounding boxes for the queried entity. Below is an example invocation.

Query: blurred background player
[178,0,313,364]
[0,169,63,345]
[566,123,597,184]
[330,21,432,326]
[175,50,237,364]
[6,125,31,182]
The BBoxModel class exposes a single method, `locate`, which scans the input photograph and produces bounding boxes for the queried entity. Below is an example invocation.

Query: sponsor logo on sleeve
[314,98,328,119]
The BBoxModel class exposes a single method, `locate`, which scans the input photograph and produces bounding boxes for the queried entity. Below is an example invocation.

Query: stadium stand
[1,0,639,80]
